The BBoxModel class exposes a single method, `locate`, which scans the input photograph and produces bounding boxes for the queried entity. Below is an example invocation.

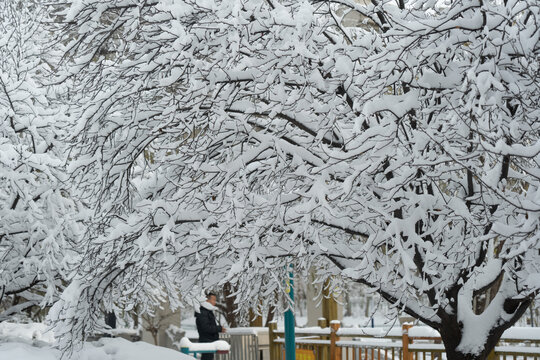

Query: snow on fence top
[407,326,540,342]
[406,326,540,341]
[500,327,540,341]
[275,325,540,342]
[179,337,230,352]
[227,327,268,336]
[407,326,441,338]
[276,327,331,335]
[337,327,402,338]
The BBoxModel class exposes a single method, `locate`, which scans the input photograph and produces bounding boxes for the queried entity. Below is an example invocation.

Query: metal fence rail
[217,332,260,360]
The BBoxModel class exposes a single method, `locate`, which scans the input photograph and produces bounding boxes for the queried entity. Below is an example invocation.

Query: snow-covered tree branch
[0,0,81,322]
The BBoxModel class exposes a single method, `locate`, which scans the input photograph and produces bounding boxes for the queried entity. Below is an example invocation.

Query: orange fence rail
[269,321,540,360]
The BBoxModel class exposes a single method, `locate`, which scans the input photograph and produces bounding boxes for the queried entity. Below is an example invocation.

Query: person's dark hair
[206,292,217,299]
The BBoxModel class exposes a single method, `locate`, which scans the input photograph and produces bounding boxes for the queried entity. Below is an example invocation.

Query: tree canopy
[5,0,540,358]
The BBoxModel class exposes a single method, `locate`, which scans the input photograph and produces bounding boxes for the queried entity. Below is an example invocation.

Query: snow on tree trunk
[437,292,530,360]
[45,0,540,356]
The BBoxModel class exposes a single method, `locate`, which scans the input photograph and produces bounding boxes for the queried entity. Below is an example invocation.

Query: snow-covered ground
[0,322,194,360]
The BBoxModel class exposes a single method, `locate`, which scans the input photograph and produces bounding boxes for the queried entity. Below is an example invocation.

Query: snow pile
[0,342,58,360]
[0,322,55,344]
[0,322,195,360]
[0,338,195,360]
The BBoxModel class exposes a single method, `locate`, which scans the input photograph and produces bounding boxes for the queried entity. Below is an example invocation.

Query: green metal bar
[285,267,296,360]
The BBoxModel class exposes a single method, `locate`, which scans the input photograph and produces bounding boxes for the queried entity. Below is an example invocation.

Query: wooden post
[318,318,328,360]
[269,321,279,360]
[402,323,413,360]
[330,321,341,360]
[486,349,497,360]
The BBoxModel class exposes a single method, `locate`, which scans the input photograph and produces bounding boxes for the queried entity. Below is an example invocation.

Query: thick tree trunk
[439,320,493,360]
[437,297,531,360]
[264,303,276,326]
[221,282,238,327]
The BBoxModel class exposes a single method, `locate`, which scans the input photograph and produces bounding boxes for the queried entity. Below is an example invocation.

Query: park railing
[180,337,231,357]
[217,328,269,360]
[268,321,540,360]
[186,327,269,360]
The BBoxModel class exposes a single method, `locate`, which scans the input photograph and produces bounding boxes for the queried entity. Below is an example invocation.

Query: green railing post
[285,267,295,360]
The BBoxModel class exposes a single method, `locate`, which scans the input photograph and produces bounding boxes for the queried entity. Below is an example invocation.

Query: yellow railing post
[269,321,279,360]
[402,323,413,360]
[318,318,328,360]
[330,321,341,360]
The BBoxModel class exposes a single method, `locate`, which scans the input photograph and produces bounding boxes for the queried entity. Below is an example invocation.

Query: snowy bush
[0,0,81,323]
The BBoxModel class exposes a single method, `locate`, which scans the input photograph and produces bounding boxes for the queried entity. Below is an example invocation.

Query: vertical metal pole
[285,267,296,360]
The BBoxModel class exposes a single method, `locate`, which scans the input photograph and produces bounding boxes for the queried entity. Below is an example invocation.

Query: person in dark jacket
[195,292,226,360]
